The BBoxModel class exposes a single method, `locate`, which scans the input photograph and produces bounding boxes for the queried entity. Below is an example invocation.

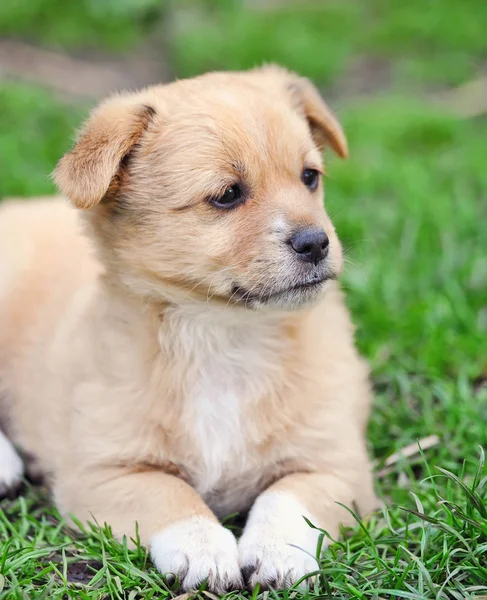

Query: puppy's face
[55,67,347,310]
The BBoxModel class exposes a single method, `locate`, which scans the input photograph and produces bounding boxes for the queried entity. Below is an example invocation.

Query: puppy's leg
[0,431,24,498]
[239,465,376,589]
[56,468,243,593]
[0,430,23,497]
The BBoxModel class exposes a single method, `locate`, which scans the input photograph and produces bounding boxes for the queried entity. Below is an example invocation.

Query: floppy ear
[255,65,348,158]
[288,76,348,158]
[53,96,156,209]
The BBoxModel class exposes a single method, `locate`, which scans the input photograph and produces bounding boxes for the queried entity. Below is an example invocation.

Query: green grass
[0,0,165,50]
[0,84,85,198]
[3,450,487,599]
[173,0,487,87]
[1,0,487,598]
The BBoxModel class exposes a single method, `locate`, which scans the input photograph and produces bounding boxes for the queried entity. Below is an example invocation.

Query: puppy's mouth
[230,272,335,307]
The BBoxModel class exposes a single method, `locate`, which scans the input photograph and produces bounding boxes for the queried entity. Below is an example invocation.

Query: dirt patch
[0,39,169,100]
[66,560,103,584]
[331,54,393,100]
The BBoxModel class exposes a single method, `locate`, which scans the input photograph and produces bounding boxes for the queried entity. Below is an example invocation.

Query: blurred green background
[0,0,486,459]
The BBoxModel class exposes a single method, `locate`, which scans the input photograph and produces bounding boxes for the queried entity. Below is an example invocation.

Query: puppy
[0,66,377,592]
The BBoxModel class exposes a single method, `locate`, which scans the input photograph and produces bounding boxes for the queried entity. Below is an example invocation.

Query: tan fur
[0,66,376,590]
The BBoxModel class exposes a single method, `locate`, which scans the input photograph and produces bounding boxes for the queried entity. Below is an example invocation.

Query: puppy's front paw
[239,533,319,590]
[0,432,23,498]
[238,492,321,590]
[151,516,243,593]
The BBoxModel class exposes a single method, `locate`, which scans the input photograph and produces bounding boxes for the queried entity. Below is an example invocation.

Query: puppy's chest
[157,309,286,509]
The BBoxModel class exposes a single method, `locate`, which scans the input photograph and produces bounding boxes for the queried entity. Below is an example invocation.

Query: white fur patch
[0,430,23,491]
[159,305,286,498]
[272,215,288,235]
[238,491,324,589]
[150,516,242,592]
[190,370,245,494]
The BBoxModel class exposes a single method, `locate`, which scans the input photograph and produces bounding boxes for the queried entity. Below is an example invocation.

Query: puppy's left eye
[210,184,244,209]
[301,168,320,192]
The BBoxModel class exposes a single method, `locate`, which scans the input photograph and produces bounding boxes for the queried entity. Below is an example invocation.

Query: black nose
[288,227,329,264]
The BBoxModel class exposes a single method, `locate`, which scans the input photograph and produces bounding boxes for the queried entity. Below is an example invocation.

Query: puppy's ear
[53,96,156,209]
[288,76,348,158]
[255,65,348,158]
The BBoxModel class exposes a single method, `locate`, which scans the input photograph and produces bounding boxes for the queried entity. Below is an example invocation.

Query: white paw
[151,516,243,593]
[239,492,323,589]
[0,431,23,497]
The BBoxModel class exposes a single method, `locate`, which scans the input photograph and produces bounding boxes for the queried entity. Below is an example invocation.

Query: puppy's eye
[210,184,243,209]
[301,168,320,192]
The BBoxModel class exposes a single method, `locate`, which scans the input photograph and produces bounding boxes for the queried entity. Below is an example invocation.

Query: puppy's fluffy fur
[0,66,377,591]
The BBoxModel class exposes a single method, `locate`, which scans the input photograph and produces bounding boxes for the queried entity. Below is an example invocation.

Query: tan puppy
[0,66,377,592]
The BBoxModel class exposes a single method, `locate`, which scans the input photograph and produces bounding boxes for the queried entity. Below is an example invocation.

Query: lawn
[1,1,486,598]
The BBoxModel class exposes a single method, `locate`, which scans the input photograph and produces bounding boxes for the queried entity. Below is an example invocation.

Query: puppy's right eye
[210,184,243,209]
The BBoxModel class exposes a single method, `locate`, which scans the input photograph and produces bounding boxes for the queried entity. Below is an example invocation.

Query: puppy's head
[54,66,347,310]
